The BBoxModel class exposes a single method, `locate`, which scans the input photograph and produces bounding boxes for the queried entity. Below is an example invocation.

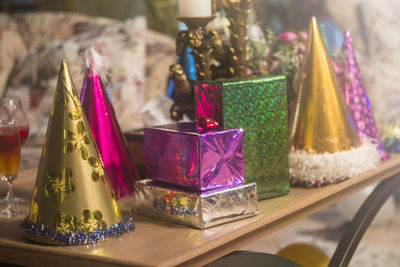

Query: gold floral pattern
[55,212,78,235]
[64,121,91,160]
[81,209,107,233]
[28,186,39,225]
[41,137,46,158]
[111,191,121,217]
[68,109,82,120]
[45,168,75,203]
[54,209,108,235]
[55,81,69,106]
[88,156,106,183]
[50,102,55,116]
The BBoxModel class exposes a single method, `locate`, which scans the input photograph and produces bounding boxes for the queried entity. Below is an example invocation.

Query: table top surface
[1,154,400,267]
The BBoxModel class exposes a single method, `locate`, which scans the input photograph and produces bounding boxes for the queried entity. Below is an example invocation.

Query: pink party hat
[80,48,139,201]
[338,31,388,161]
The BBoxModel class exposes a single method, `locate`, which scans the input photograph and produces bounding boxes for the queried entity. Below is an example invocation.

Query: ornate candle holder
[170,0,251,121]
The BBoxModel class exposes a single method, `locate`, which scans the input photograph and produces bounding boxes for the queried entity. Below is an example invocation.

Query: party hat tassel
[80,48,139,209]
[338,31,388,161]
[288,17,379,187]
[23,60,134,245]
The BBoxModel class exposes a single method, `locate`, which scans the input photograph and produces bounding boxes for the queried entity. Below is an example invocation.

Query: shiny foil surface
[80,70,139,199]
[24,60,131,245]
[289,17,361,153]
[195,83,223,123]
[144,123,244,191]
[134,180,257,229]
[338,31,388,161]
[195,76,290,200]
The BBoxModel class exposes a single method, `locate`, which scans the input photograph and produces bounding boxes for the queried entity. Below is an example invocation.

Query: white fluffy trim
[289,141,380,187]
[83,47,109,82]
[117,194,136,214]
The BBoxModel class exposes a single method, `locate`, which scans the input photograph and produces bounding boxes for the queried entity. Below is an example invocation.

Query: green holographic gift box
[195,76,289,199]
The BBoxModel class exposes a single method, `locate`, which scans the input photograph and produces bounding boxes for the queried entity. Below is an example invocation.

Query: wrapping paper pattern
[195,76,289,199]
[134,179,257,229]
[144,123,244,191]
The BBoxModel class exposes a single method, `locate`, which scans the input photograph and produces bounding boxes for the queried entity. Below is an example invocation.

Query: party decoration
[379,123,400,153]
[135,179,257,229]
[195,76,289,199]
[288,17,380,187]
[197,117,219,130]
[80,48,139,202]
[23,60,134,245]
[144,122,244,191]
[337,31,388,161]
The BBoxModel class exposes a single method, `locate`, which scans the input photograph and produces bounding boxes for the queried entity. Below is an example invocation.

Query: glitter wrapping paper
[24,60,131,245]
[195,76,289,200]
[337,31,388,161]
[134,179,257,229]
[144,123,244,191]
[196,83,223,123]
[80,50,139,199]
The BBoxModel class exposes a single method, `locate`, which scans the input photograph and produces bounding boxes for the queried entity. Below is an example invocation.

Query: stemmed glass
[0,98,29,146]
[0,98,30,218]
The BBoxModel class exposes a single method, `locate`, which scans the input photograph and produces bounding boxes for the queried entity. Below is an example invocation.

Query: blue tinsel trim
[21,217,135,246]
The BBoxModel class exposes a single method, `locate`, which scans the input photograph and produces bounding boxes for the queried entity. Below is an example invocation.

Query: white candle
[178,0,212,17]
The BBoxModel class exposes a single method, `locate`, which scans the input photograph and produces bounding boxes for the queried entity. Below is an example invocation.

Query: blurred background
[2,0,398,124]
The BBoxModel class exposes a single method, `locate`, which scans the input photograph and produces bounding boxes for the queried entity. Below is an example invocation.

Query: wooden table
[1,155,400,267]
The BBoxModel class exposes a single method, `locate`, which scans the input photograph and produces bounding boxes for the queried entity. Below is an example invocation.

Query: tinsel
[22,217,135,246]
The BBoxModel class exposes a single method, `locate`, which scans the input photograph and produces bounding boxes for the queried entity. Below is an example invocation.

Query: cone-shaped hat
[338,31,388,161]
[23,60,134,245]
[289,18,379,187]
[80,48,139,201]
[289,17,361,153]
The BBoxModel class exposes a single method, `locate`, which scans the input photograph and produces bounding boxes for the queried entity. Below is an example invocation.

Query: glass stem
[7,181,14,211]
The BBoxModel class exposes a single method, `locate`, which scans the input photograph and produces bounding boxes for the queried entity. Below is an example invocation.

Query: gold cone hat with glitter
[288,17,379,187]
[22,60,134,245]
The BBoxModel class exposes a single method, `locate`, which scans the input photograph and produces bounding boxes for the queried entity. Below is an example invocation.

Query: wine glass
[0,100,29,218]
[0,98,29,145]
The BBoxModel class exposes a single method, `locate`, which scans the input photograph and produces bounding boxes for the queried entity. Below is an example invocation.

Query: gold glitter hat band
[23,60,132,245]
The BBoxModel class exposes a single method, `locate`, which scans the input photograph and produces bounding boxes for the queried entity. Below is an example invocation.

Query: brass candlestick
[218,0,251,78]
[170,16,216,120]
[176,16,216,81]
[170,0,252,120]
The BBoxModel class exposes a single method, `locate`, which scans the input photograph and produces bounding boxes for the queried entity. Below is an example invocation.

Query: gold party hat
[289,17,379,187]
[23,60,134,245]
[289,17,361,153]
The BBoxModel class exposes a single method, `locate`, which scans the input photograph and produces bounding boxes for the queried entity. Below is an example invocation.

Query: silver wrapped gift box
[134,179,258,229]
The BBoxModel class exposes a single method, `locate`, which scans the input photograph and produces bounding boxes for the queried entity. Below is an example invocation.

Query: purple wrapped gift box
[144,122,244,191]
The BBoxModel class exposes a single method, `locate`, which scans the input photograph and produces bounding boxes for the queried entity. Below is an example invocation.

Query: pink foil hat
[338,31,388,161]
[80,48,139,199]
